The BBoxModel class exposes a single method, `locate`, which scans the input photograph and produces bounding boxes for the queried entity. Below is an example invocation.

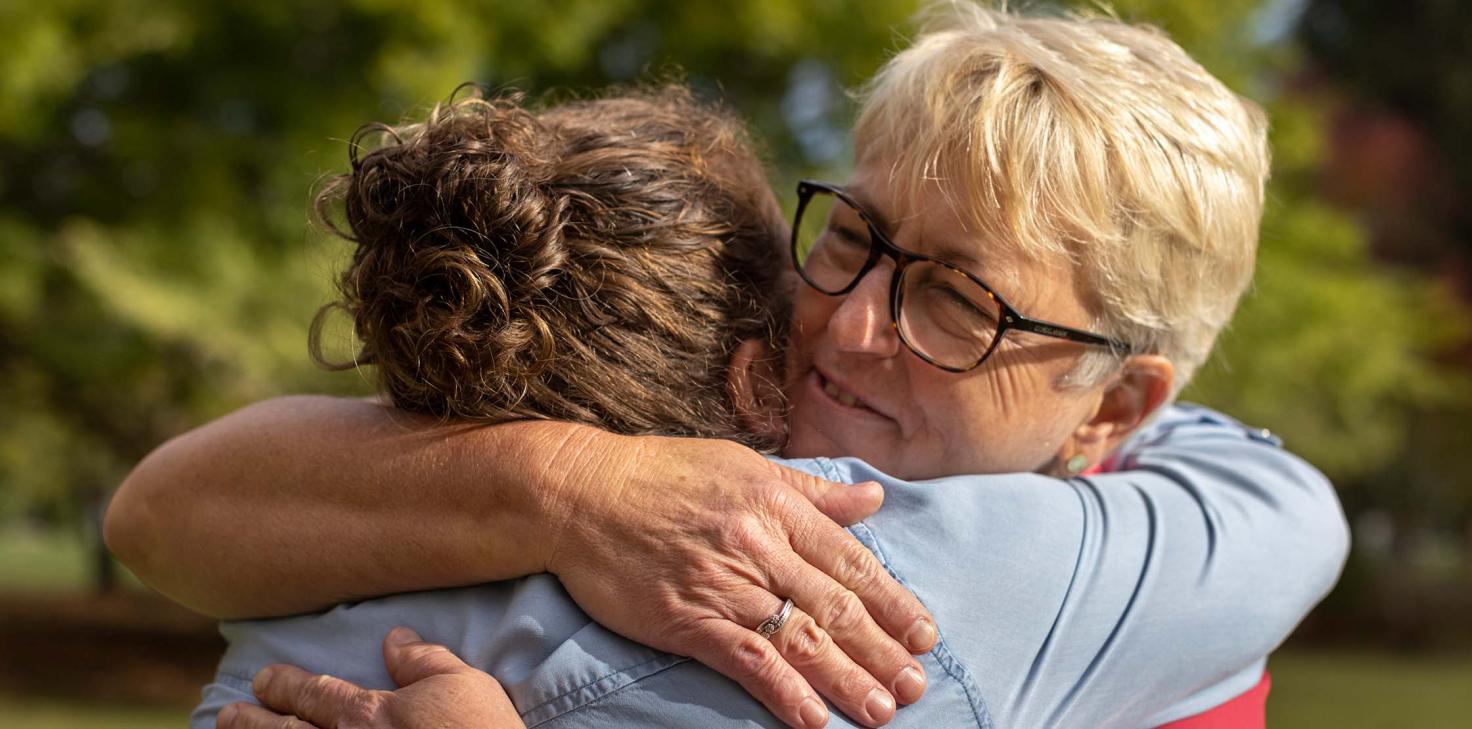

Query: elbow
[104,457,168,588]
[1294,466,1352,604]
[1252,466,1351,641]
[105,436,216,614]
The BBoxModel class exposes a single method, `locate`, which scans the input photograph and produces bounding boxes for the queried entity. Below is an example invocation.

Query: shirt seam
[849,521,995,729]
[813,458,993,728]
[527,656,710,728]
[216,671,253,691]
[519,651,690,726]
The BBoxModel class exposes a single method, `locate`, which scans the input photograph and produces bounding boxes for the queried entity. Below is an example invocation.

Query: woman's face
[780,156,1110,480]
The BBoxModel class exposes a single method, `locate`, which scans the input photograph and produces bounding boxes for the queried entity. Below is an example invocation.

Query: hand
[543,433,938,729]
[217,627,523,729]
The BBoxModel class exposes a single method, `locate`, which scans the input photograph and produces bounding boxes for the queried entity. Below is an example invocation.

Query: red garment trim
[1156,672,1271,729]
[1077,462,1271,728]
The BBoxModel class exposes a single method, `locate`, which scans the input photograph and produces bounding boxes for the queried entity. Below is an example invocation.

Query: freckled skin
[781,155,1108,480]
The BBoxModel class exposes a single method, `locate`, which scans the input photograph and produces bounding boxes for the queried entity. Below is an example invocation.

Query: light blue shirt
[193,405,1349,728]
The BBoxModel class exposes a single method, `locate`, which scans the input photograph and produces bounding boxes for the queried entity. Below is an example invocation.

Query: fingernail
[388,626,421,645]
[905,619,936,652]
[894,666,926,703]
[865,688,896,723]
[218,704,238,725]
[251,666,275,694]
[799,696,828,728]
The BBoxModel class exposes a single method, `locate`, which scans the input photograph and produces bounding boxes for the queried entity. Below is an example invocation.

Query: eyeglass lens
[794,190,1003,369]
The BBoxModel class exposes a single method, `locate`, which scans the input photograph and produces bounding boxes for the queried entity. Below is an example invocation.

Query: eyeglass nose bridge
[830,223,914,295]
[794,180,1134,372]
[835,226,944,359]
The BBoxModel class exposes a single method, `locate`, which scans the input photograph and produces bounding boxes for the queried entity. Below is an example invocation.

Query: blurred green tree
[0,0,910,530]
[1,0,1468,604]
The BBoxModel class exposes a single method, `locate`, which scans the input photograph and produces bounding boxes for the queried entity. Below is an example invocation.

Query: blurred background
[1,0,1469,726]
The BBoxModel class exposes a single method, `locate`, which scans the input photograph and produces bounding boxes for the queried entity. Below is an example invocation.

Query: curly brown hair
[309,86,791,449]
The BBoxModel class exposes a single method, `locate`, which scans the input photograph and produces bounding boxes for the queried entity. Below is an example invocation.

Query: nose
[827,261,901,357]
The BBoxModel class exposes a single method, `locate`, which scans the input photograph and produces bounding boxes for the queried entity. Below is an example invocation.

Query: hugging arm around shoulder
[195,405,1348,728]
[824,404,1349,727]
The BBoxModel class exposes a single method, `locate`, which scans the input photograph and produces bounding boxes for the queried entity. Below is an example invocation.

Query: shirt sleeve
[815,405,1349,728]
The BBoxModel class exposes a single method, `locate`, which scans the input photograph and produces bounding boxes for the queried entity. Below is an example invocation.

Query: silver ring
[756,598,794,639]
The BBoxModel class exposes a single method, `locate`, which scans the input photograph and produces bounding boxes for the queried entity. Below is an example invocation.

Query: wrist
[532,424,636,576]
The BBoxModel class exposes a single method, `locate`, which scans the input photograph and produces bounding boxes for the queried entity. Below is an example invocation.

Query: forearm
[104,395,599,618]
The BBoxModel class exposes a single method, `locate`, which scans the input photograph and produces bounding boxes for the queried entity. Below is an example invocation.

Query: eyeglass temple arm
[1006,314,1134,352]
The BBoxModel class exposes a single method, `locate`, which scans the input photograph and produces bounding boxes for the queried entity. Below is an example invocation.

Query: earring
[1065,454,1089,475]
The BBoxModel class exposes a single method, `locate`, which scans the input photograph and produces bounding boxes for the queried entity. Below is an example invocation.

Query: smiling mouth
[823,377,861,407]
[816,371,885,418]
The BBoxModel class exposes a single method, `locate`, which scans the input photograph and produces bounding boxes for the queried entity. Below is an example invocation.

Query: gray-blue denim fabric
[193,404,1348,728]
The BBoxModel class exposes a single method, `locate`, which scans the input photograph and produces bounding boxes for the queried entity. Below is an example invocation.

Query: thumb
[382,627,475,687]
[774,465,883,525]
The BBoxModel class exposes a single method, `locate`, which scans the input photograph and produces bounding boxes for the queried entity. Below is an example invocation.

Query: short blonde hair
[854,1,1270,391]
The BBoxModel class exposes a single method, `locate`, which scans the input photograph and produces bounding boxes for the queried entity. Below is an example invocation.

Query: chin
[784,412,904,475]
[780,408,843,459]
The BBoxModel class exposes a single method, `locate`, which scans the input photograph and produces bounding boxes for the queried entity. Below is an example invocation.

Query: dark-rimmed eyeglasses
[791,180,1134,373]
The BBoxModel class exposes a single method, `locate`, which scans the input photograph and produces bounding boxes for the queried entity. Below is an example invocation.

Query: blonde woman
[111,5,1346,728]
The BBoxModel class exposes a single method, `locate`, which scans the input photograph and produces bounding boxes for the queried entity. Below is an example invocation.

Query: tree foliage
[1,0,1468,538]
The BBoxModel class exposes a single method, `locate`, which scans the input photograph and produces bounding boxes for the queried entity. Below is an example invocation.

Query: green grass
[1268,649,1472,728]
[0,525,92,591]
[0,523,143,592]
[0,695,190,729]
[2,526,1468,727]
[2,649,1468,728]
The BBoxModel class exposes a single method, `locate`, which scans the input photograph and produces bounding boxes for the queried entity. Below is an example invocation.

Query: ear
[727,338,787,445]
[1060,354,1174,473]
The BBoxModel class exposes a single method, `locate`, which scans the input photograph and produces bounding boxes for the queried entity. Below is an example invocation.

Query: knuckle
[837,667,877,701]
[298,673,335,710]
[341,693,384,728]
[783,616,830,663]
[300,675,355,719]
[404,643,440,668]
[718,515,772,559]
[308,674,337,694]
[819,590,867,634]
[759,482,801,513]
[731,633,777,679]
[833,545,878,588]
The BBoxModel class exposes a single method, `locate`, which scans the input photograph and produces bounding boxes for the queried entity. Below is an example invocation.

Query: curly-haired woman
[109,5,1346,729]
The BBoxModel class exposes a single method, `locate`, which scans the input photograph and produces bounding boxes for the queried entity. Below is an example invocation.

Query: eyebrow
[843,184,1023,296]
[928,240,1024,301]
[928,242,985,273]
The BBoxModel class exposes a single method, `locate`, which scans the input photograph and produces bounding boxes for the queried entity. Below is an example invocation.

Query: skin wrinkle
[852,5,1268,397]
[784,154,1111,478]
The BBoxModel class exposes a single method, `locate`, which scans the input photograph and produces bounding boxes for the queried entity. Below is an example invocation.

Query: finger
[766,603,899,727]
[382,626,478,687]
[787,517,937,655]
[684,618,831,729]
[773,465,883,526]
[252,664,372,729]
[774,557,927,706]
[218,701,316,729]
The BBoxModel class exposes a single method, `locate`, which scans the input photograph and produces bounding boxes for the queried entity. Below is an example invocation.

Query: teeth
[823,379,861,408]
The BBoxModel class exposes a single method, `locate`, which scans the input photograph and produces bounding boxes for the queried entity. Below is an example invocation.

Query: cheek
[792,288,835,335]
[915,356,1084,473]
